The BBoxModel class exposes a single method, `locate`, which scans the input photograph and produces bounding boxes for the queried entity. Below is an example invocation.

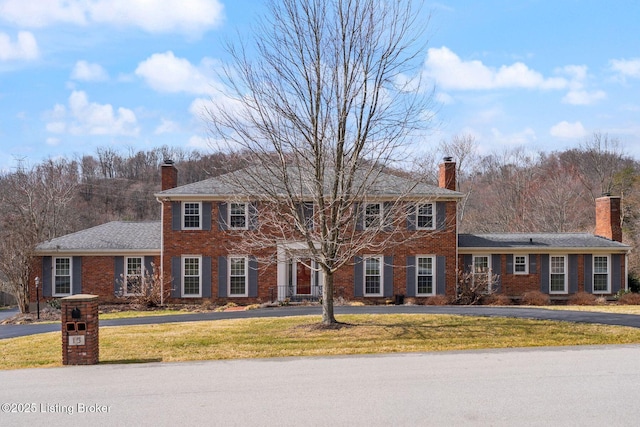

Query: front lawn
[2,314,640,370]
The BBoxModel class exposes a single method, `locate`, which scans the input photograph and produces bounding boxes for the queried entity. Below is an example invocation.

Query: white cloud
[0,1,86,26]
[423,46,567,91]
[154,119,180,135]
[435,92,454,105]
[189,98,213,118]
[562,89,606,106]
[71,60,109,81]
[0,0,224,37]
[549,121,587,139]
[473,108,504,125]
[46,90,138,136]
[46,137,60,146]
[557,64,588,84]
[489,127,537,146]
[135,51,220,95]
[189,93,245,125]
[610,58,640,79]
[0,31,38,61]
[46,121,66,134]
[187,135,209,149]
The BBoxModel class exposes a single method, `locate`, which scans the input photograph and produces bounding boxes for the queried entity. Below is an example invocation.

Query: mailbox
[61,294,99,365]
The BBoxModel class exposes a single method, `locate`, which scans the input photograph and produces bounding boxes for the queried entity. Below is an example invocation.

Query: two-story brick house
[31,159,631,304]
[155,159,462,303]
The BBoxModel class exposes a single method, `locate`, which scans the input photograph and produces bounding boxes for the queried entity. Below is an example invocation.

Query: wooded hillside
[1,134,638,309]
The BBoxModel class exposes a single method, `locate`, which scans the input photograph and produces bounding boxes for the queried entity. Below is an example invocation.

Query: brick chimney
[161,159,178,191]
[438,157,456,191]
[595,195,622,242]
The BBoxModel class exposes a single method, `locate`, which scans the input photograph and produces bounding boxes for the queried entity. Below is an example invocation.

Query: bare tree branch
[205,0,434,324]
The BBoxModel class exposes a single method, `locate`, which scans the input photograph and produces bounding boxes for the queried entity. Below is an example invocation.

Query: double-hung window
[593,255,610,293]
[182,256,201,297]
[514,255,528,274]
[125,257,144,295]
[364,203,382,229]
[364,256,383,296]
[550,255,567,294]
[229,256,248,297]
[54,257,72,296]
[416,256,435,296]
[472,255,490,289]
[416,203,435,230]
[229,203,248,229]
[299,202,314,229]
[183,202,201,230]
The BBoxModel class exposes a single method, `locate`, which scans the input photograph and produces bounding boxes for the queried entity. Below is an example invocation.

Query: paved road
[1,345,639,426]
[2,305,640,339]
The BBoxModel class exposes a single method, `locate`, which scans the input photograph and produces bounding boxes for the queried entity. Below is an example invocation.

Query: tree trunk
[16,282,30,313]
[321,270,336,325]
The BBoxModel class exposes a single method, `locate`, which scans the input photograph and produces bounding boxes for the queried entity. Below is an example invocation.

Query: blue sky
[1,0,639,172]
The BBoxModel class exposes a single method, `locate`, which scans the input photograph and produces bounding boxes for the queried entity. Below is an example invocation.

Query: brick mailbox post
[61,294,99,365]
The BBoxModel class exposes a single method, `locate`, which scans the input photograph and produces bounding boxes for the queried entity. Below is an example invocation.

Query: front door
[277,244,323,301]
[295,258,312,295]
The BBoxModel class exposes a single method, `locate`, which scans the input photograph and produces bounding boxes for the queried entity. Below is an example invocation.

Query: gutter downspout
[455,199,459,297]
[157,197,165,306]
[625,250,630,292]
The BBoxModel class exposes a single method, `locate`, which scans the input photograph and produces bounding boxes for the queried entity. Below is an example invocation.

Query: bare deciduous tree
[0,160,78,312]
[572,132,627,199]
[439,134,479,223]
[206,0,433,324]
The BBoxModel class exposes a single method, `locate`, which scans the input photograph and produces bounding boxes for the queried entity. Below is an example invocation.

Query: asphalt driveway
[0,307,18,322]
[2,305,640,339]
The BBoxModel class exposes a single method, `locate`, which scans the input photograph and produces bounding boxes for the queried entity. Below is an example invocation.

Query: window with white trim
[125,257,144,295]
[514,255,528,275]
[593,255,610,293]
[416,203,435,230]
[229,202,248,229]
[550,255,567,294]
[229,256,248,297]
[473,255,490,288]
[416,256,435,296]
[364,203,382,229]
[54,257,72,296]
[182,256,201,297]
[364,256,383,296]
[183,202,201,230]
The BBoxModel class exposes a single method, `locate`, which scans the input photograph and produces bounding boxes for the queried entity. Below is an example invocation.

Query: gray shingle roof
[459,233,630,250]
[156,165,462,199]
[36,221,161,253]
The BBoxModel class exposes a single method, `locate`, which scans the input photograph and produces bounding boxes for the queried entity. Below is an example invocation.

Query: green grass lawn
[2,314,640,370]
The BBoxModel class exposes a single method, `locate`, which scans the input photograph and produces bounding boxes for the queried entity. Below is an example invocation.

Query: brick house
[458,196,630,297]
[31,159,631,304]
